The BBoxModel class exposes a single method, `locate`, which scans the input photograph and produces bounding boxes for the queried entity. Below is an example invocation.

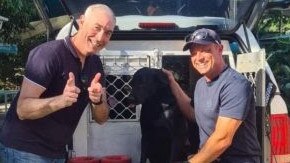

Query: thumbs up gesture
[62,72,80,107]
[88,73,103,104]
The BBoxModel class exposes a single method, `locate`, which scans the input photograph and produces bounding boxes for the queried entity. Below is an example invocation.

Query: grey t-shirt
[194,66,261,159]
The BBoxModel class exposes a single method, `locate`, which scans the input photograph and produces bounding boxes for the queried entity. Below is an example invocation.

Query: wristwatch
[91,94,103,105]
[91,100,103,105]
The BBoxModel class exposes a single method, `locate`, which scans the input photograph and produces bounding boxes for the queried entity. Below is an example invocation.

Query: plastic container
[100,155,131,163]
[68,156,100,163]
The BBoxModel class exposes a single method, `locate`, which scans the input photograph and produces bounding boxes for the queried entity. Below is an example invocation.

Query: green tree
[0,0,45,89]
[256,9,290,112]
[0,0,38,43]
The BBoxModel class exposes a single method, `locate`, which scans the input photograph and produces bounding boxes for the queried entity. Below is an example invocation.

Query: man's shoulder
[29,39,66,58]
[225,67,249,83]
[36,39,65,50]
[29,39,64,54]
[223,67,253,94]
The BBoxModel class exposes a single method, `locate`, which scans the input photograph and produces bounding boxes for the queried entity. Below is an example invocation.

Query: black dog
[127,67,189,163]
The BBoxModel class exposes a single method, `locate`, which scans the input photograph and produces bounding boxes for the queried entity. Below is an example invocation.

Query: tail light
[270,114,290,162]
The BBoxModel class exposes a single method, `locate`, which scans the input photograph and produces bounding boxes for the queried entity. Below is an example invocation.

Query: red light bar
[138,22,177,29]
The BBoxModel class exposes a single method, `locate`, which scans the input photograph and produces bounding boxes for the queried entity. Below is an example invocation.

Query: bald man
[0,4,115,162]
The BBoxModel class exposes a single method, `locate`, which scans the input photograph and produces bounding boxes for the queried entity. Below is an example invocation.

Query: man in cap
[163,28,261,162]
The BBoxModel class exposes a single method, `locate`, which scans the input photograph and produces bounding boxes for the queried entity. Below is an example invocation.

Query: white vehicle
[34,0,290,162]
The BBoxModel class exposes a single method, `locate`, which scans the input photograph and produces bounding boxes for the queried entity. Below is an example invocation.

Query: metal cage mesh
[236,50,266,107]
[100,55,150,121]
[99,54,195,121]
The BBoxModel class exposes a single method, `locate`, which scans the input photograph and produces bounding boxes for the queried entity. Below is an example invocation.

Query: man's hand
[162,68,175,84]
[63,72,80,107]
[88,73,103,103]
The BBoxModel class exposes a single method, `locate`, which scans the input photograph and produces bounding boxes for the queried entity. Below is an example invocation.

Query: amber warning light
[138,22,177,29]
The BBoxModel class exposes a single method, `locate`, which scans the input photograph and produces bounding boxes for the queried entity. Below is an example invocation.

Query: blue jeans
[0,142,65,163]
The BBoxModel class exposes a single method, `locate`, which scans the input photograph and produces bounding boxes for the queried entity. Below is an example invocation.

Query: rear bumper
[272,154,290,163]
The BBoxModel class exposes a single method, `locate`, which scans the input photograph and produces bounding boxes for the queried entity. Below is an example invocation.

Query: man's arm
[17,73,80,120]
[90,88,109,124]
[88,73,109,124]
[188,116,242,163]
[162,69,194,121]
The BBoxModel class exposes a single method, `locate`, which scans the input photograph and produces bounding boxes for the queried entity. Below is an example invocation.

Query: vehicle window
[44,0,256,32]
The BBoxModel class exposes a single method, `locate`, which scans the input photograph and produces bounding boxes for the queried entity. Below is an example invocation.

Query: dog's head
[127,67,173,105]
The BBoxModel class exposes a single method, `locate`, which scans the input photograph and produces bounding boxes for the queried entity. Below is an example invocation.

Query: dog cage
[236,49,268,162]
[95,52,196,122]
[236,50,266,107]
[162,55,196,96]
[97,55,150,122]
[96,48,236,122]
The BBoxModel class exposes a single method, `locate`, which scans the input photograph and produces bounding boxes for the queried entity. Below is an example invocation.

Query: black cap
[183,28,221,51]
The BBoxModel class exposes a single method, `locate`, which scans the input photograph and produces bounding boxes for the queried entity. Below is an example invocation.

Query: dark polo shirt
[0,37,105,158]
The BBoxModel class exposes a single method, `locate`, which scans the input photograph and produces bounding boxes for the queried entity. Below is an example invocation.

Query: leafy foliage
[256,9,290,112]
[0,0,46,89]
[0,0,39,43]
